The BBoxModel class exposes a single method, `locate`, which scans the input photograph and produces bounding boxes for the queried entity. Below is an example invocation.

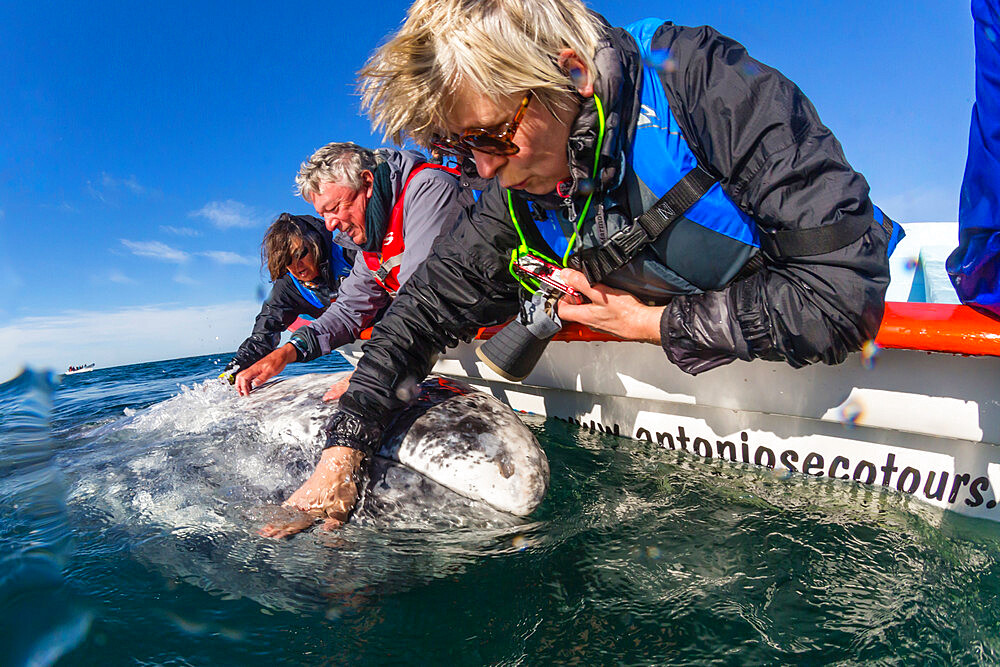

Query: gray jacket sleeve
[290,254,390,361]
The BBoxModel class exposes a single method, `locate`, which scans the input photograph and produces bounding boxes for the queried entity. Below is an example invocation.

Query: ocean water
[3,353,1000,665]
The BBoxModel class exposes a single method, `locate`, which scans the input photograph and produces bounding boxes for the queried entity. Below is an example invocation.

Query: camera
[512,254,588,304]
[476,254,587,382]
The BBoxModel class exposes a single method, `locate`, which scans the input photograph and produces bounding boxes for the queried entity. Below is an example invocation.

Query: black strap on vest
[758,215,869,258]
[758,202,893,258]
[568,164,718,284]
[565,163,888,284]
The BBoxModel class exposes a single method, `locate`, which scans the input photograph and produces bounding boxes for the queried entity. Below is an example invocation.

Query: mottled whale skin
[242,373,549,517]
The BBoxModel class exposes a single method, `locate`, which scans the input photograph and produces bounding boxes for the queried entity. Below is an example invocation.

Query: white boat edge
[342,339,1000,525]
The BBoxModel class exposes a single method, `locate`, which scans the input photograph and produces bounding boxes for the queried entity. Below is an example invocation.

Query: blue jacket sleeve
[947,0,1000,317]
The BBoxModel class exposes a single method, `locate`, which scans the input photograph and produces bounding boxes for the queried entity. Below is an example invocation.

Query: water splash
[0,370,92,666]
[60,373,531,613]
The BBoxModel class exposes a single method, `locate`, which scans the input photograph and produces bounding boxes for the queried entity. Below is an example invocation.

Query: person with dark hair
[219,213,356,382]
[234,142,465,397]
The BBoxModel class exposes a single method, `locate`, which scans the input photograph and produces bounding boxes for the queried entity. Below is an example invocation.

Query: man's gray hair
[295,142,378,200]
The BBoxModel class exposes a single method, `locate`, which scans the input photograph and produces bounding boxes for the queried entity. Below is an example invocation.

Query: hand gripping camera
[475,253,588,382]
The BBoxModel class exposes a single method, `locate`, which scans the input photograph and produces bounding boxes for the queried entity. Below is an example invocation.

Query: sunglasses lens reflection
[464,132,519,155]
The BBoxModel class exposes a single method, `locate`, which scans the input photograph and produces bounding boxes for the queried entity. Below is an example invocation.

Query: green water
[3,355,1000,665]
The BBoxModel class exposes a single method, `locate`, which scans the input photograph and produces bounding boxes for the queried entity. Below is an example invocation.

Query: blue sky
[0,0,975,379]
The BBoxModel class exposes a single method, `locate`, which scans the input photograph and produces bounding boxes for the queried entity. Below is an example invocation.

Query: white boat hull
[344,337,1000,523]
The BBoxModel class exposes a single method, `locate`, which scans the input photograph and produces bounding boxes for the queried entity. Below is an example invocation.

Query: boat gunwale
[350,302,1000,358]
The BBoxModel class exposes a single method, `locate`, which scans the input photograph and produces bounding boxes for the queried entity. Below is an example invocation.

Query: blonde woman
[268,0,899,536]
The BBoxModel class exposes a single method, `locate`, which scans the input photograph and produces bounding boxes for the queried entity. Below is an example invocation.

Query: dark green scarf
[362,161,394,252]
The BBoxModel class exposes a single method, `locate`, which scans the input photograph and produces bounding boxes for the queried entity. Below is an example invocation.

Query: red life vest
[363,163,460,295]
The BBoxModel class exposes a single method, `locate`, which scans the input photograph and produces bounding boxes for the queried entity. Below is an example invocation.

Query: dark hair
[262,213,324,281]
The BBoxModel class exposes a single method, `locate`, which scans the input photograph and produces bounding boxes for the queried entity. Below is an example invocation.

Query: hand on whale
[322,371,353,403]
[238,373,549,538]
[234,344,297,396]
[259,446,364,538]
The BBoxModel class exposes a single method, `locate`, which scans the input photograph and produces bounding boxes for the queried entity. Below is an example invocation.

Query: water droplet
[642,49,677,72]
[645,546,662,560]
[511,534,527,550]
[838,397,864,429]
[577,178,595,195]
[903,256,919,272]
[860,340,879,370]
[986,27,997,43]
[568,66,588,89]
[395,376,421,402]
[166,612,208,635]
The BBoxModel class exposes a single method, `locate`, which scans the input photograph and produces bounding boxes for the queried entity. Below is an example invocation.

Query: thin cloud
[86,180,107,203]
[121,239,190,262]
[104,269,138,285]
[160,225,202,237]
[88,173,160,203]
[102,172,148,196]
[200,251,256,266]
[173,273,200,285]
[190,199,261,229]
[0,301,260,381]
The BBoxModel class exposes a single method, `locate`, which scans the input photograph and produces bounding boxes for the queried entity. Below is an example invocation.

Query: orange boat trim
[354,302,1000,357]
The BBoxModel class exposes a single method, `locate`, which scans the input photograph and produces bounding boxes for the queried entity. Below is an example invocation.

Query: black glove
[323,410,384,457]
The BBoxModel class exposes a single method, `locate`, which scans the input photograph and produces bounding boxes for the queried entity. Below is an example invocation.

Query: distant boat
[65,363,95,375]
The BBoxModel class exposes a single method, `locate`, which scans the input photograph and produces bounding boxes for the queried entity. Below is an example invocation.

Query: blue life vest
[625,18,760,255]
[288,273,325,309]
[328,240,354,281]
[521,20,762,297]
[626,18,902,259]
[528,19,900,292]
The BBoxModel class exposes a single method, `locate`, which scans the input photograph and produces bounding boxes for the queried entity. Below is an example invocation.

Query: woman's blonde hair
[359,0,603,146]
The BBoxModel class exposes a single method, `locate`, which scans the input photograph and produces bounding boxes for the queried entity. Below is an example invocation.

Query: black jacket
[340,19,892,425]
[226,215,357,373]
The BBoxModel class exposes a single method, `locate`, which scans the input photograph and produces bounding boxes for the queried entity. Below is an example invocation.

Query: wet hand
[255,505,316,539]
[322,371,354,403]
[258,446,364,539]
[235,345,297,396]
[555,269,665,344]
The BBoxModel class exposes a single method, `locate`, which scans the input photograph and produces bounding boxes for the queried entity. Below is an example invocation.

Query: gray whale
[61,371,549,611]
[237,372,550,518]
